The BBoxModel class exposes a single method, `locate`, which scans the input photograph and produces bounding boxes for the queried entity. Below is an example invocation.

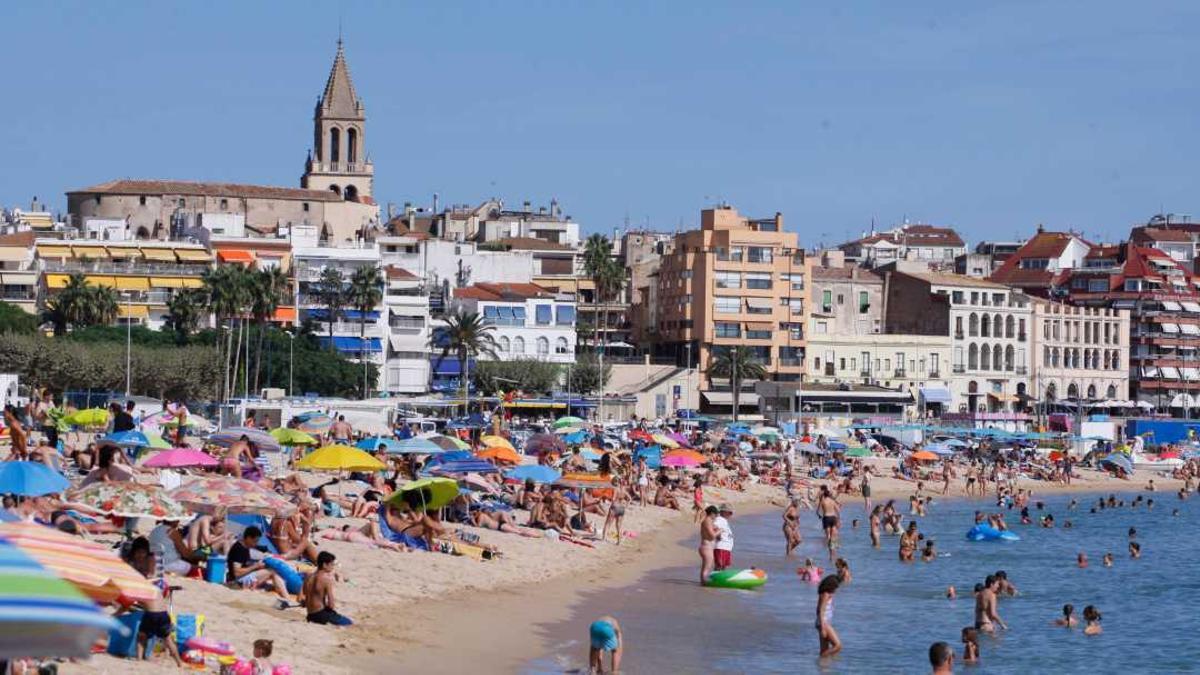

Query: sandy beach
[62,457,1184,675]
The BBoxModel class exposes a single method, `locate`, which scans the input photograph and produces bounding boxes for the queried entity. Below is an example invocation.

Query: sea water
[526,491,1200,673]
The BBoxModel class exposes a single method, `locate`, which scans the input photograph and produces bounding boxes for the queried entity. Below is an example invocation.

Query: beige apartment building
[1029,298,1130,403]
[649,205,808,412]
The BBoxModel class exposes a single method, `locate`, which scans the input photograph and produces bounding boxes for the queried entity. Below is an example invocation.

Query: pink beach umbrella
[143,448,219,469]
[661,454,702,468]
[668,432,692,448]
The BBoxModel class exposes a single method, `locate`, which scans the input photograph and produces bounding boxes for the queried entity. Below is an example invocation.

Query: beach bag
[172,613,204,655]
[106,611,144,657]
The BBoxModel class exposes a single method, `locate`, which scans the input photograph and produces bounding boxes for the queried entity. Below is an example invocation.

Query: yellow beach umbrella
[480,435,514,451]
[652,433,680,449]
[296,444,386,472]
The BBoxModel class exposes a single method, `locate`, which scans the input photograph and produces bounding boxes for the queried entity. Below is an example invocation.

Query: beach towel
[376,510,428,551]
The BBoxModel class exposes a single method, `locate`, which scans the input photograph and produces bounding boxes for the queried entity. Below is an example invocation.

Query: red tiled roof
[385,266,419,280]
[853,224,965,248]
[989,231,1092,287]
[68,179,343,202]
[453,282,556,301]
[0,231,37,247]
[1085,244,1121,259]
[1131,226,1193,243]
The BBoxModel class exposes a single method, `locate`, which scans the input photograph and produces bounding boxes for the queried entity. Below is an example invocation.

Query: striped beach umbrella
[0,536,123,659]
[0,522,158,605]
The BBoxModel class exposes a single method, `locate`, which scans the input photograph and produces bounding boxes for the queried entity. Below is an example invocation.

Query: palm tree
[582,234,614,350]
[316,267,346,351]
[348,265,383,398]
[706,346,767,422]
[85,284,118,326]
[203,266,251,402]
[165,288,207,345]
[431,308,499,417]
[249,267,289,392]
[42,274,118,333]
[594,257,624,353]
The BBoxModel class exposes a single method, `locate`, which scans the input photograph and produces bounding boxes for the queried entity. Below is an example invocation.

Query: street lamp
[288,330,295,397]
[124,291,133,396]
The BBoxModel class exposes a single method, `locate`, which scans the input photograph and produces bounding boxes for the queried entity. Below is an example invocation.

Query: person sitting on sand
[961,627,979,664]
[588,615,623,674]
[251,639,274,674]
[472,508,542,538]
[1083,605,1102,635]
[228,527,293,607]
[270,502,320,563]
[653,474,681,510]
[301,551,352,626]
[186,506,235,556]
[148,518,199,575]
[1055,604,1077,627]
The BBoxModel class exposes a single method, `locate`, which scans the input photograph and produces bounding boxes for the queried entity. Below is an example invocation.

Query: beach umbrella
[524,433,567,455]
[63,408,108,428]
[1100,454,1134,474]
[554,425,582,435]
[0,522,158,605]
[169,476,298,516]
[554,416,586,429]
[651,433,680,449]
[388,437,447,455]
[668,432,692,447]
[142,447,219,469]
[142,432,172,449]
[426,460,501,476]
[827,440,848,451]
[297,415,334,433]
[101,430,151,448]
[0,537,124,660]
[943,439,970,448]
[925,443,956,457]
[65,482,189,520]
[420,433,470,451]
[0,462,70,497]
[208,427,281,453]
[554,473,613,490]
[476,446,522,464]
[505,465,561,484]
[661,454,702,468]
[665,449,706,464]
[297,445,386,472]
[628,429,654,443]
[562,430,589,445]
[270,428,318,446]
[355,437,404,453]
[844,447,872,458]
[911,450,939,462]
[480,435,515,451]
[390,477,459,511]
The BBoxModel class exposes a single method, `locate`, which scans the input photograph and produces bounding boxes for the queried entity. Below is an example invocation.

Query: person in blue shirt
[588,615,623,673]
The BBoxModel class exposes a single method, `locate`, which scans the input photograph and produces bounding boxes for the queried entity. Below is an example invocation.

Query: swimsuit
[307,607,353,626]
[589,620,619,651]
[821,515,838,529]
[140,611,173,639]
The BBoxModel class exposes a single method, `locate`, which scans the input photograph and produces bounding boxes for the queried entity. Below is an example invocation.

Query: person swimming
[960,627,979,664]
[797,557,823,583]
[1054,604,1077,627]
[1083,605,1103,635]
[921,540,936,562]
[1129,541,1141,559]
[1103,552,1114,567]
[1077,552,1088,568]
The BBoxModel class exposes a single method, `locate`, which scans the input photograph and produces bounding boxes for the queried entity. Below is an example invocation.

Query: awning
[139,248,177,262]
[0,248,28,262]
[173,249,212,262]
[344,310,380,321]
[1182,323,1200,336]
[36,245,72,258]
[1180,345,1198,351]
[744,322,773,331]
[45,274,69,289]
[1162,322,1180,333]
[113,277,149,291]
[1143,366,1159,377]
[317,336,382,354]
[271,306,297,323]
[1183,301,1200,313]
[918,385,953,403]
[1160,366,1181,379]
[745,297,773,311]
[430,357,472,376]
[105,247,139,259]
[117,304,149,319]
[84,276,117,288]
[149,276,202,288]
[701,391,761,406]
[1182,367,1200,379]
[0,271,37,284]
[988,393,1018,402]
[71,246,107,259]
[1112,300,1137,309]
[389,335,428,354]
[1162,300,1183,311]
[217,249,256,264]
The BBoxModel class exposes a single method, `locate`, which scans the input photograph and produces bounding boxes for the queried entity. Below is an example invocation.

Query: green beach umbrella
[269,428,319,446]
[64,408,108,428]
[553,416,586,429]
[389,477,459,511]
[845,447,872,458]
[144,433,172,449]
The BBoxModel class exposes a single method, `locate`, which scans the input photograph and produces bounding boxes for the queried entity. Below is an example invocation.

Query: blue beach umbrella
[505,465,561,484]
[1100,454,1134,474]
[563,431,589,445]
[102,430,150,448]
[386,437,446,455]
[0,462,70,497]
[356,437,403,453]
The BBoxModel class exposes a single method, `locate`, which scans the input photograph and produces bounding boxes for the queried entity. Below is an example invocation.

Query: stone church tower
[301,39,373,202]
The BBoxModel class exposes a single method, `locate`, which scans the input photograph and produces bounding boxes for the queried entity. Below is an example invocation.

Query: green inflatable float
[705,568,768,589]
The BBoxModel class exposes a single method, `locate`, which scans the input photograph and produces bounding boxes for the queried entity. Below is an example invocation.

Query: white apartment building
[1029,298,1130,403]
[449,283,577,364]
[382,266,431,394]
[806,333,954,415]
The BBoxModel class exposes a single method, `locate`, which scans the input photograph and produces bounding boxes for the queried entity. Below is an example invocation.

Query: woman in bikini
[816,575,842,657]
[603,477,630,544]
[899,521,920,562]
[868,504,882,549]
[472,510,541,538]
[782,499,802,556]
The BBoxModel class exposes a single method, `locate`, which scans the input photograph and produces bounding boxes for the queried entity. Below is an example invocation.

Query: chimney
[432,192,439,215]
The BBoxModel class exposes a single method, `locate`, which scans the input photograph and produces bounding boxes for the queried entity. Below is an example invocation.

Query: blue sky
[2,1,1198,245]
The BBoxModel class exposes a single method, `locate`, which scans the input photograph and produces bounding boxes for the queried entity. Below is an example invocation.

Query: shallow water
[527,490,1200,674]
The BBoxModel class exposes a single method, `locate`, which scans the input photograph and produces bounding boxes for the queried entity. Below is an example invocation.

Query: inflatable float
[965,524,1020,542]
[263,556,305,594]
[706,568,768,589]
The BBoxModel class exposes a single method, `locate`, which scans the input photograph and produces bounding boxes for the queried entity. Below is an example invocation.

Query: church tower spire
[302,38,373,203]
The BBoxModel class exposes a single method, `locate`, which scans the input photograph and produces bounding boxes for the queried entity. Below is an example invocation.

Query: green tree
[202,266,252,401]
[565,354,611,395]
[582,234,613,349]
[431,309,499,415]
[249,267,290,391]
[0,301,39,334]
[164,288,208,345]
[706,346,767,422]
[40,273,118,334]
[348,265,383,398]
[473,359,562,396]
[316,267,346,350]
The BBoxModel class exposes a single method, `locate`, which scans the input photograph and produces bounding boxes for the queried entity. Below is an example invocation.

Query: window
[681,270,692,279]
[862,352,871,373]
[839,358,846,370]
[970,292,979,305]
[859,291,869,314]
[746,327,772,339]
[952,291,964,304]
[955,316,964,335]
[513,337,525,354]
[747,246,773,263]
[822,290,833,312]
[850,357,857,371]
[715,296,740,313]
[555,337,569,354]
[837,294,845,305]
[789,299,804,315]
[745,298,772,315]
[715,271,741,289]
[535,305,552,325]
[715,322,741,338]
[745,272,772,290]
[815,321,828,334]
[931,353,940,374]
[138,195,146,206]
[537,337,550,356]
[303,202,310,212]
[220,199,228,210]
[499,336,510,352]
[555,305,576,325]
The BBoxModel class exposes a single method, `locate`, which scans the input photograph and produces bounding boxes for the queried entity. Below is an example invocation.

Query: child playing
[691,477,705,523]
[251,639,274,674]
[961,627,979,663]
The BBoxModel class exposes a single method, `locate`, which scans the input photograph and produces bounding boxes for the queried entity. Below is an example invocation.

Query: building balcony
[894,369,906,378]
[1018,332,1027,342]
[1015,366,1028,375]
[779,358,804,367]
[0,290,36,301]
[43,260,207,276]
[954,331,964,339]
[929,370,940,378]
[953,365,965,374]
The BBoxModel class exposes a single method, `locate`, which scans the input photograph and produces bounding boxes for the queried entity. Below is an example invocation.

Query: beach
[63,460,1186,674]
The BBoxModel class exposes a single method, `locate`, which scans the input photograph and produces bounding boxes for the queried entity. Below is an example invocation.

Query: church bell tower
[302,39,373,202]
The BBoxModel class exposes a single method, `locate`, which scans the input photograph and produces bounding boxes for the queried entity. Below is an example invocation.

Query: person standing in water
[783,499,802,556]
[974,575,1007,634]
[713,504,735,571]
[860,473,872,511]
[588,615,623,674]
[817,486,841,556]
[698,505,717,584]
[815,575,842,658]
[868,505,882,549]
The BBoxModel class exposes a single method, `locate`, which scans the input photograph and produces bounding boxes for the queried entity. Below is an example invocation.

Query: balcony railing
[0,291,36,301]
[779,358,803,367]
[954,331,964,339]
[1015,366,1028,375]
[43,260,207,276]
[1018,332,1027,342]
[894,369,906,378]
[953,365,965,374]
[929,370,940,378]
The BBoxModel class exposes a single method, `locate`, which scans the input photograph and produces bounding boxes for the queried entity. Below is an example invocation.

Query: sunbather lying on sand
[320,522,410,551]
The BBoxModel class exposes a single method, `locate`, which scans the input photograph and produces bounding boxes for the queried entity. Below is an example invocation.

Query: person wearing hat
[713,503,735,571]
